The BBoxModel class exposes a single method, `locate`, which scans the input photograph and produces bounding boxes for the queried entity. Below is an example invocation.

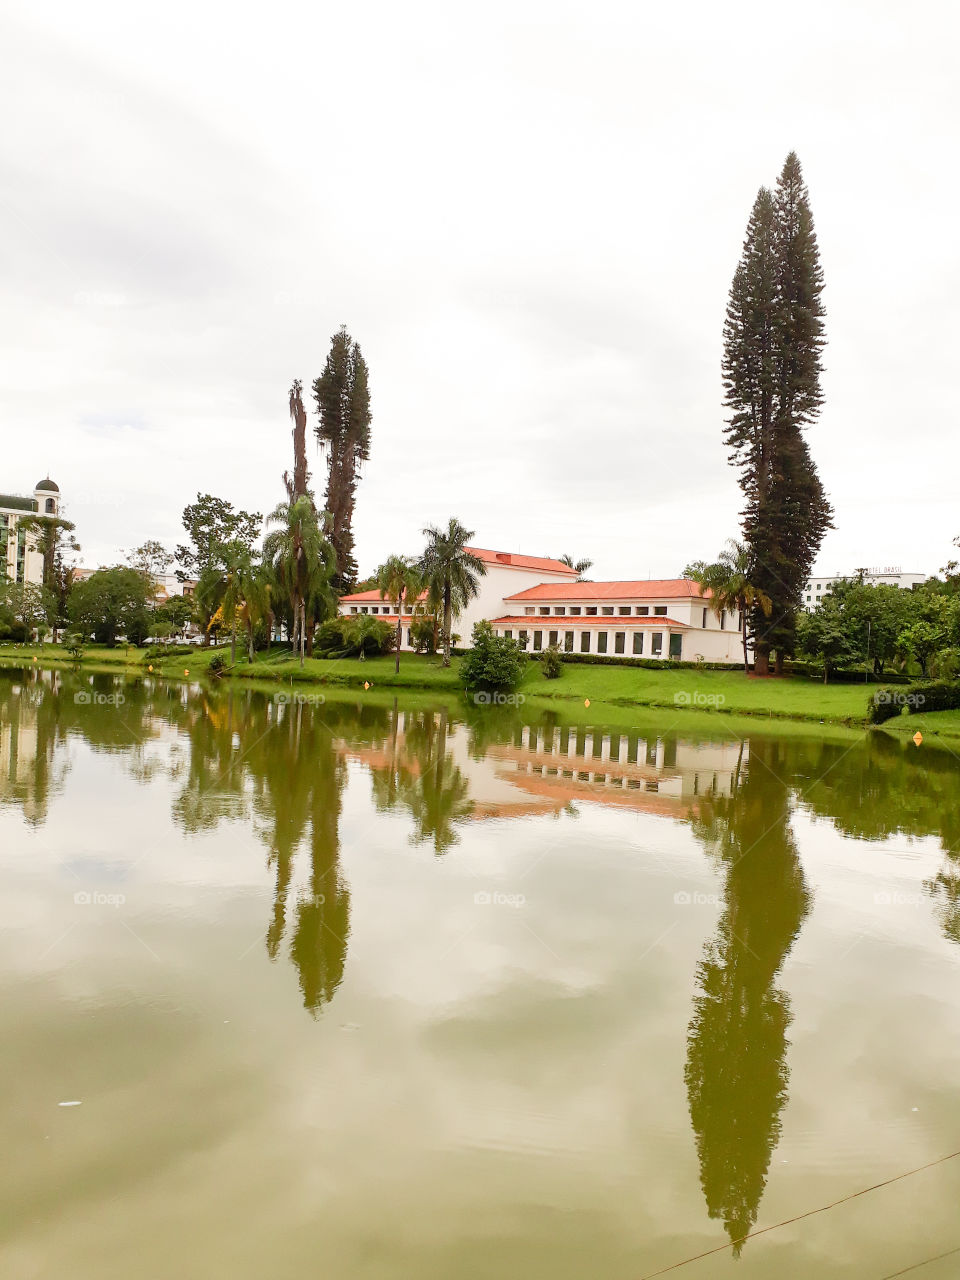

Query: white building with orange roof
[492,578,745,663]
[339,546,746,664]
[339,546,579,647]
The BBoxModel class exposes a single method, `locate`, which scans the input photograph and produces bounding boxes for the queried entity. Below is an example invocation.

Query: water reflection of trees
[685,740,811,1255]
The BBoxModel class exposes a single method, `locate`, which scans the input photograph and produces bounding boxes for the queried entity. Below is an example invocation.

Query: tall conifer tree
[722,154,832,674]
[312,327,371,592]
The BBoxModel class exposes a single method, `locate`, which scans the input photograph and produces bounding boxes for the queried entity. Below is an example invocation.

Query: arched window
[45,498,56,513]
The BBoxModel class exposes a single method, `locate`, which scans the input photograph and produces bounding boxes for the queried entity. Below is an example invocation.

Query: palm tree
[238,564,274,662]
[684,540,772,674]
[560,553,593,579]
[375,555,423,674]
[263,496,336,666]
[420,519,487,668]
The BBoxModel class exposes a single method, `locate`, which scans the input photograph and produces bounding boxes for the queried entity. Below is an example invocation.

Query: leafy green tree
[375,555,423,673]
[312,327,372,592]
[722,154,833,675]
[796,597,860,682]
[460,620,525,694]
[420,518,486,668]
[684,539,772,673]
[126,540,174,584]
[0,581,56,643]
[176,494,262,582]
[20,513,80,636]
[263,496,337,666]
[156,594,193,642]
[66,567,154,646]
[897,617,950,678]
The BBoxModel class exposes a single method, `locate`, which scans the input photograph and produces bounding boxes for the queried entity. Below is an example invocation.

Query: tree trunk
[741,610,749,673]
[774,650,784,677]
[442,587,452,668]
[230,624,236,666]
[754,646,770,677]
[395,595,402,674]
[299,602,306,667]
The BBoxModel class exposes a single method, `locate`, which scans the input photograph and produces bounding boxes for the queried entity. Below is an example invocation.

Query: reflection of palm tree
[685,741,811,1254]
[405,708,473,854]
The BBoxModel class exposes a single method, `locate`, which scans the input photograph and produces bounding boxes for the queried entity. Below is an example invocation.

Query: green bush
[410,617,437,653]
[208,654,227,678]
[314,615,395,658]
[868,680,960,723]
[460,621,526,694]
[539,645,564,679]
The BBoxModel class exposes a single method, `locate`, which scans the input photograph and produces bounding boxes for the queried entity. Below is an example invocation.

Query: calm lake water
[3,667,960,1279]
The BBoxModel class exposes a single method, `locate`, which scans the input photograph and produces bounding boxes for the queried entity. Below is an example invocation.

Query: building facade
[339,549,744,663]
[803,567,927,610]
[0,479,62,586]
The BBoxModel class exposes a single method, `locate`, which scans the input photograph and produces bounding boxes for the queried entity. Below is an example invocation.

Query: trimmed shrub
[314,615,395,658]
[539,645,564,679]
[461,621,526,694]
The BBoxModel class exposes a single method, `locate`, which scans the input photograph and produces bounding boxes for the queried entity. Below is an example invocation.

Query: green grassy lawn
[1,642,876,722]
[521,662,873,723]
[878,708,960,744]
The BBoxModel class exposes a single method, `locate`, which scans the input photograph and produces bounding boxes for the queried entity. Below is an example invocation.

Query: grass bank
[1,641,877,725]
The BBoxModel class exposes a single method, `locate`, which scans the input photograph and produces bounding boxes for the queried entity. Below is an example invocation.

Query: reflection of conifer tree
[685,740,811,1254]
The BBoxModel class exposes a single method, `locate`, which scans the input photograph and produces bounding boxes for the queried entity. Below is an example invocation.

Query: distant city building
[0,478,62,586]
[803,567,927,610]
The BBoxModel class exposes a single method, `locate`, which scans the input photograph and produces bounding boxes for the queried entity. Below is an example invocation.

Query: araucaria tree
[312,327,371,593]
[722,153,833,675]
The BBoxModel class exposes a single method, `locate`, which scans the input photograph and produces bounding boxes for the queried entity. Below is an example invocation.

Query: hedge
[868,680,960,724]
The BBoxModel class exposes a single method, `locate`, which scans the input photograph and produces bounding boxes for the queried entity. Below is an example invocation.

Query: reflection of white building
[337,713,746,823]
[339,547,745,663]
[803,567,927,610]
[0,478,62,585]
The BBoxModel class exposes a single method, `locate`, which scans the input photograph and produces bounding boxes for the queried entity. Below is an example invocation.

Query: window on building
[45,498,55,513]
[569,606,581,615]
[539,607,550,615]
[564,631,574,652]
[601,606,614,616]
[361,606,369,614]
[503,630,512,639]
[518,630,528,649]
[407,630,412,646]
[350,607,358,614]
[586,606,598,616]
[719,610,726,630]
[549,630,559,647]
[669,633,682,659]
[653,606,667,616]
[370,606,378,614]
[702,608,708,628]
[635,606,649,615]
[533,630,543,651]
[597,632,608,654]
[632,632,643,655]
[554,607,566,615]
[618,606,631,615]
[652,632,663,656]
[580,632,591,653]
[614,632,625,654]
[525,607,535,615]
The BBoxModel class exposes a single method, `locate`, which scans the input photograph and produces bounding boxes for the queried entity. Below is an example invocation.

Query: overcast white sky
[1,1,956,580]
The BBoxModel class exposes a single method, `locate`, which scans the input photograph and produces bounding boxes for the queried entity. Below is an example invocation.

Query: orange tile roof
[339,589,428,603]
[463,547,577,575]
[505,579,705,601]
[489,615,689,628]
